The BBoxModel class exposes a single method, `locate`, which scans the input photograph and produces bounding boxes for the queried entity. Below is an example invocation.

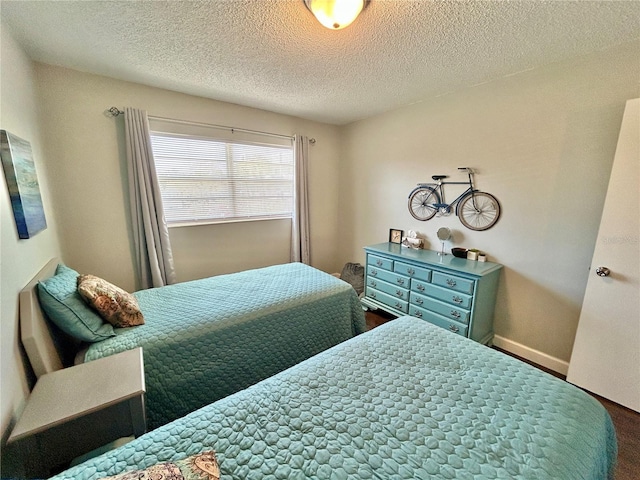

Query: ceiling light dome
[304,0,369,30]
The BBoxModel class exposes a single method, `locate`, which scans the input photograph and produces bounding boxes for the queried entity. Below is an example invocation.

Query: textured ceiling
[2,0,639,125]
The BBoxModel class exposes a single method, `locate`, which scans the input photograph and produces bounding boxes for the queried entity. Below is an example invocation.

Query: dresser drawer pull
[449,324,460,333]
[417,284,425,292]
[376,259,383,266]
[369,280,377,288]
[371,269,378,276]
[450,310,461,319]
[407,268,415,275]
[396,289,404,297]
[452,296,463,304]
[370,292,377,299]
[396,278,405,285]
[415,297,424,305]
[413,310,423,318]
[446,279,457,287]
[394,302,403,309]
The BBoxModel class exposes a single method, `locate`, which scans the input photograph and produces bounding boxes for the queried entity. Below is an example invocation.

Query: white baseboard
[492,335,569,376]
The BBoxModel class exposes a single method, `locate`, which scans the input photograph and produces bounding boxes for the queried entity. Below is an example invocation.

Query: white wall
[35,65,342,291]
[339,40,640,372]
[0,25,62,439]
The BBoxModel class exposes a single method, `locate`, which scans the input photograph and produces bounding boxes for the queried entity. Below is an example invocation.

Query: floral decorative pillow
[99,451,220,480]
[77,274,145,327]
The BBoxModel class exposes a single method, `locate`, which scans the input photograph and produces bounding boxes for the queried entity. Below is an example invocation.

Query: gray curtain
[291,135,311,264]
[124,107,176,289]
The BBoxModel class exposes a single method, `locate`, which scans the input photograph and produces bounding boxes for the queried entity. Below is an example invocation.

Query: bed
[50,316,617,480]
[21,259,366,430]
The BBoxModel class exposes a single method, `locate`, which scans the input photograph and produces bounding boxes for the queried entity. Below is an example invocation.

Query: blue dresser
[362,243,502,344]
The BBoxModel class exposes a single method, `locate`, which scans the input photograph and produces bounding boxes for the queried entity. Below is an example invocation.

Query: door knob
[595,267,611,277]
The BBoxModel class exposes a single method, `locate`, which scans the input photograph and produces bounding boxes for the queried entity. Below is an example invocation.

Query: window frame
[148,120,295,228]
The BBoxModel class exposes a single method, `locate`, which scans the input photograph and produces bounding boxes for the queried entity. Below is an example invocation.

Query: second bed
[52,316,616,480]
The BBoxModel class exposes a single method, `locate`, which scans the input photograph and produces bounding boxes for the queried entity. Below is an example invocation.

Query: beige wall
[339,40,640,372]
[0,25,62,438]
[35,65,342,291]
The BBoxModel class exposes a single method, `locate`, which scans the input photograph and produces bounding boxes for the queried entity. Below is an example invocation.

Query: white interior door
[566,98,639,412]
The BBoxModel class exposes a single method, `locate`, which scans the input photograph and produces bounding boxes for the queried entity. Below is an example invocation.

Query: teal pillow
[38,264,115,342]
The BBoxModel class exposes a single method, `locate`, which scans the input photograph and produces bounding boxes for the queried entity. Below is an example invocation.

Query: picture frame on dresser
[362,242,503,344]
[388,229,403,244]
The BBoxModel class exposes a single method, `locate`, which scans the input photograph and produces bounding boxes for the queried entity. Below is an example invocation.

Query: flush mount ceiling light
[304,0,370,30]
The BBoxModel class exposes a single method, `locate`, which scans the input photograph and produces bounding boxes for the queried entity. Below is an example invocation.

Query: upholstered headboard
[19,258,80,378]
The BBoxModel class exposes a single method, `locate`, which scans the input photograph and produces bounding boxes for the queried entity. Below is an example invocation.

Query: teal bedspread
[58,316,616,480]
[83,263,366,429]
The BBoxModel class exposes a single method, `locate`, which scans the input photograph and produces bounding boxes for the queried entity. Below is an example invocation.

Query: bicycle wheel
[408,186,439,221]
[457,192,501,231]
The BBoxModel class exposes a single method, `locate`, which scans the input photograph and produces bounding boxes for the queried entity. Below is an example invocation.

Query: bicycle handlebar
[457,167,474,173]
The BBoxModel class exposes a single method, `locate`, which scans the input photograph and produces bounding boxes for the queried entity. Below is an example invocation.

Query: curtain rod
[106,107,315,144]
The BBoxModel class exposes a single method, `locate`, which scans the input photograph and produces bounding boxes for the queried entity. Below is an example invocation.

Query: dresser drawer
[366,287,408,313]
[393,262,432,282]
[367,268,410,288]
[409,305,468,337]
[366,277,409,301]
[411,279,429,295]
[431,271,474,295]
[410,292,470,324]
[423,283,473,309]
[367,254,393,271]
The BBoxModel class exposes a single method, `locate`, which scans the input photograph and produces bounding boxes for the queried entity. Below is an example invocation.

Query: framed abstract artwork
[1,130,47,239]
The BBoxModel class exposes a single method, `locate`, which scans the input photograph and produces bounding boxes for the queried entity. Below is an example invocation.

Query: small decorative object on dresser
[362,242,502,344]
[466,248,480,261]
[388,228,403,244]
[401,229,424,249]
[436,227,451,256]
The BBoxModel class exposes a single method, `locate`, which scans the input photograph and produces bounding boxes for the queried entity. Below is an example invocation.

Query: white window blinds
[149,119,294,226]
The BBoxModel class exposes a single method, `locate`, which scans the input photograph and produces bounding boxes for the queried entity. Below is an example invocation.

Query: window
[149,119,294,226]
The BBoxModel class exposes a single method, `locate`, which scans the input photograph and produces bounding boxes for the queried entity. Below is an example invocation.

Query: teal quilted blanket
[58,316,616,480]
[83,263,366,429]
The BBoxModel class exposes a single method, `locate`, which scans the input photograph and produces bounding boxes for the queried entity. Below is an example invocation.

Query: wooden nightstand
[7,347,146,478]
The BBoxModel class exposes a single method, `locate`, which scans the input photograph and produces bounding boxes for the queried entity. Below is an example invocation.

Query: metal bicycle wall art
[408,167,501,231]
